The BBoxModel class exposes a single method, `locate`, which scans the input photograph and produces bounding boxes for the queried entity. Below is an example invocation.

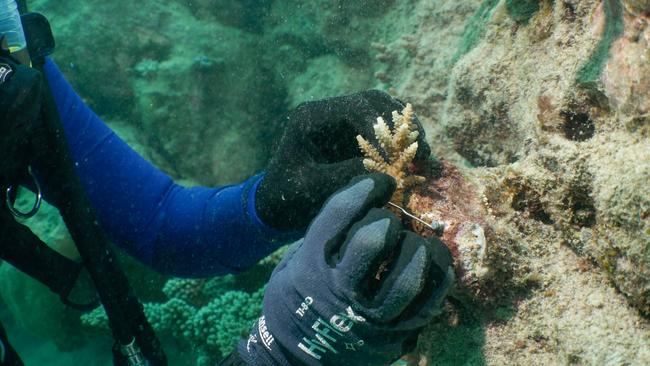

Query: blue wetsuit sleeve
[41,58,299,277]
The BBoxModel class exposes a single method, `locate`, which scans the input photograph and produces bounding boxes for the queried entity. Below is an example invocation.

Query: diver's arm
[38,58,296,277]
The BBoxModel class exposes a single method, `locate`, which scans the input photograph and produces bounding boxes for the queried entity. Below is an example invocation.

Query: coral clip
[5,166,42,219]
[387,202,444,235]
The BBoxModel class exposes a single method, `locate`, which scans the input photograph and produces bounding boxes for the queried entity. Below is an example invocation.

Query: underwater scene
[0,0,648,365]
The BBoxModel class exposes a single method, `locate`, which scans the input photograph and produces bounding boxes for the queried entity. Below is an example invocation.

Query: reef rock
[385,0,650,364]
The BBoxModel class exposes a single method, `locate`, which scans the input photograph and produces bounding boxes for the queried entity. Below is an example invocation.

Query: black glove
[240,174,454,365]
[256,90,431,231]
[0,321,24,366]
[0,45,43,184]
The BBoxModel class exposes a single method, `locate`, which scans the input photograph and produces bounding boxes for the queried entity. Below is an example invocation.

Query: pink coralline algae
[406,159,492,297]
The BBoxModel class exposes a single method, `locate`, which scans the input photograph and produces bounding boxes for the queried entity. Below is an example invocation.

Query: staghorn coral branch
[363,158,388,173]
[391,104,418,161]
[399,102,414,128]
[401,175,426,188]
[393,142,419,175]
[356,103,425,204]
[356,135,384,163]
[374,117,394,157]
[408,130,420,143]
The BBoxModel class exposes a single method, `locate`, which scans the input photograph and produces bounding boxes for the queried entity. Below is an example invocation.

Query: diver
[0,19,455,366]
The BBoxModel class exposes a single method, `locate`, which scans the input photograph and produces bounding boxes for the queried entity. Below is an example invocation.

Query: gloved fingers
[0,62,43,120]
[391,237,454,330]
[299,157,369,224]
[277,90,431,165]
[339,90,402,156]
[359,89,406,127]
[361,232,429,322]
[395,265,454,330]
[288,91,410,163]
[333,208,401,290]
[300,173,396,259]
[429,236,453,278]
[299,96,384,163]
[269,239,304,278]
[262,157,367,230]
[306,112,378,163]
[313,157,367,188]
[256,157,367,231]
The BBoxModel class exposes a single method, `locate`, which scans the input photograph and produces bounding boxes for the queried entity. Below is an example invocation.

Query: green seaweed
[452,0,501,63]
[576,0,624,87]
[506,0,541,24]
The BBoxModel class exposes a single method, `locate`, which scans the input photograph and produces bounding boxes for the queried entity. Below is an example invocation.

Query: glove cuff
[247,173,303,243]
[237,317,293,366]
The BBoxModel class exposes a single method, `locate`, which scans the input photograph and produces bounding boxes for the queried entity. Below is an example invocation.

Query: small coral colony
[356,103,426,206]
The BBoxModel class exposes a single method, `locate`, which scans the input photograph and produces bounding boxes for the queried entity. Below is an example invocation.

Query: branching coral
[79,248,287,365]
[81,276,263,366]
[356,103,425,204]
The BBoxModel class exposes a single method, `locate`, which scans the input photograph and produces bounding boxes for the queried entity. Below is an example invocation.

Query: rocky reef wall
[385,0,649,364]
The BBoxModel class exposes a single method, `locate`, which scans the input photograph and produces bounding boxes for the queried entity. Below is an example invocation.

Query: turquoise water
[3,1,396,363]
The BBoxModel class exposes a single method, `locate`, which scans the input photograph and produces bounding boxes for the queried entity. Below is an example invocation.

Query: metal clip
[5,166,42,219]
[121,338,147,366]
[387,202,445,235]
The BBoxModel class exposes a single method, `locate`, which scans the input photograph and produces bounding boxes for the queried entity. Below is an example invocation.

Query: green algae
[506,0,541,24]
[576,0,624,87]
[452,0,500,63]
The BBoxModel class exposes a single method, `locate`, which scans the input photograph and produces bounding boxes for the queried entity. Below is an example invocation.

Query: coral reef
[79,248,284,365]
[81,276,265,366]
[453,0,501,63]
[405,161,499,301]
[384,0,650,364]
[576,0,624,88]
[435,0,650,316]
[623,0,650,15]
[505,0,541,24]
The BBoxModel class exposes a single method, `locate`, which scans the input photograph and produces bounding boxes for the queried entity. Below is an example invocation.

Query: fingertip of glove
[346,172,395,192]
[348,157,368,176]
[428,236,453,275]
[357,173,396,207]
[415,139,432,161]
[371,172,397,192]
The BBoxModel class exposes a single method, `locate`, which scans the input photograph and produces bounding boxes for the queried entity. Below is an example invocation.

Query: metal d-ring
[5,166,42,219]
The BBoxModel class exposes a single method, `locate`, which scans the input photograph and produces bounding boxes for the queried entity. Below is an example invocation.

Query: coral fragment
[356,103,425,204]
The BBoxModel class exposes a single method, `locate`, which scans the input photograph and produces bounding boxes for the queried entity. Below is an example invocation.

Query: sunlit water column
[0,0,29,64]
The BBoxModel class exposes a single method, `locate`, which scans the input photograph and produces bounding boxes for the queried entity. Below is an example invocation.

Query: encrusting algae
[356,103,426,205]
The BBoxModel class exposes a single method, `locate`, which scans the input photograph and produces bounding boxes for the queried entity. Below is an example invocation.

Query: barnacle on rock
[356,103,426,204]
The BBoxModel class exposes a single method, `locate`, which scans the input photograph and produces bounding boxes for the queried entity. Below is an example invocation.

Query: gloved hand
[256,90,431,231]
[0,42,43,183]
[240,173,454,366]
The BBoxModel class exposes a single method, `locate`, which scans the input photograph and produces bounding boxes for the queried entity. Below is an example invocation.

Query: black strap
[29,56,166,365]
[0,321,24,366]
[15,7,166,365]
[21,13,55,60]
[0,208,85,303]
[16,1,27,15]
